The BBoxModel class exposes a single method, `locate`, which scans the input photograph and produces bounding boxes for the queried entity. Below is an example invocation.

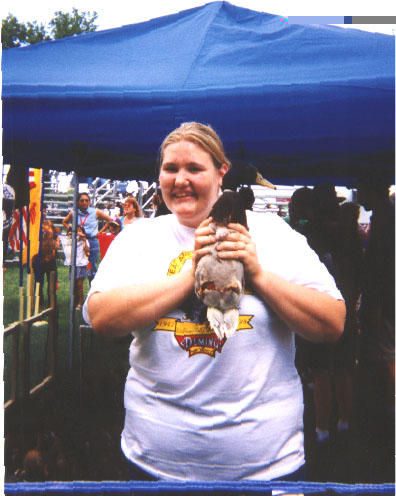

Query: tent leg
[68,172,79,375]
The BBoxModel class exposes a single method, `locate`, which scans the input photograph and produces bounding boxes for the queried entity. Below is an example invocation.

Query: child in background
[60,226,90,310]
[31,204,61,307]
[99,218,122,235]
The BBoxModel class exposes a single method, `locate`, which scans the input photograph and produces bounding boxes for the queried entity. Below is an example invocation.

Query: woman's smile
[172,190,196,200]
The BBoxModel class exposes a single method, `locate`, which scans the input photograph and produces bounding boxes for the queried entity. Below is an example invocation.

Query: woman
[120,196,143,227]
[62,192,112,281]
[99,197,142,232]
[83,122,345,482]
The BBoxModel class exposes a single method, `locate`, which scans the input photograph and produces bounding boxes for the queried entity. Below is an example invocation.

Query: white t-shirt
[83,211,342,481]
[60,235,89,267]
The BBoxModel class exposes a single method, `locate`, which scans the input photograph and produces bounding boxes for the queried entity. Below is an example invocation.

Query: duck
[194,191,247,339]
[222,160,276,191]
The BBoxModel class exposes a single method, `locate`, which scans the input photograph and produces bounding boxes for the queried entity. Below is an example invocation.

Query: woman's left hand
[215,223,262,281]
[192,217,217,272]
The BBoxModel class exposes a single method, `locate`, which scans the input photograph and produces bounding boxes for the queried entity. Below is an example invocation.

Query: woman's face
[78,195,90,212]
[123,201,136,217]
[159,140,228,228]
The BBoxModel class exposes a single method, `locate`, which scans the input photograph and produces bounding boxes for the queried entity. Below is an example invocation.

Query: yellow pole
[26,273,32,318]
[19,286,24,323]
[34,281,41,315]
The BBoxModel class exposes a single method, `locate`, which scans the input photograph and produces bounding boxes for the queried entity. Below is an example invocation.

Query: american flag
[29,169,36,190]
[8,207,28,252]
[8,168,36,253]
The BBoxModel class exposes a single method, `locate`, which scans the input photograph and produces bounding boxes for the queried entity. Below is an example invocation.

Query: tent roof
[2,1,395,185]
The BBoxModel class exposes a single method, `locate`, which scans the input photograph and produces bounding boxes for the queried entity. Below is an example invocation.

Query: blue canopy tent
[2,1,395,186]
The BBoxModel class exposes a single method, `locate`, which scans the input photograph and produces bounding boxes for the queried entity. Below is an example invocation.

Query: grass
[3,257,133,481]
[3,258,131,405]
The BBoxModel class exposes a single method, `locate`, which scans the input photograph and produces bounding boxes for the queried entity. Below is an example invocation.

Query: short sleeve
[247,211,343,301]
[82,221,149,324]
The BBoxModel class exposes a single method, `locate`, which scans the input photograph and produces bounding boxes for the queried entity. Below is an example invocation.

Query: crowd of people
[16,193,148,312]
[3,123,394,487]
[286,177,394,482]
[2,184,172,312]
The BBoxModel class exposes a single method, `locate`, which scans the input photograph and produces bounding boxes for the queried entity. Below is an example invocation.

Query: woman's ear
[218,163,229,187]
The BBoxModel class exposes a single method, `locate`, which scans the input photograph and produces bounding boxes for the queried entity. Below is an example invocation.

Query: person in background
[109,201,121,219]
[356,171,395,423]
[335,202,363,436]
[100,196,142,233]
[2,180,15,281]
[152,189,171,217]
[293,183,360,481]
[97,218,122,259]
[103,202,111,217]
[31,204,61,307]
[120,196,143,227]
[285,187,314,234]
[83,122,345,485]
[62,192,111,283]
[60,226,90,311]
[99,218,122,236]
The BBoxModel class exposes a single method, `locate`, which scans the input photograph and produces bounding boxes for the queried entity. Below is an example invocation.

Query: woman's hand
[192,217,217,272]
[215,222,345,342]
[215,222,262,281]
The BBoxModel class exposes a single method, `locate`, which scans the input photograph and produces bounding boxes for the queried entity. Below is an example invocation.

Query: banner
[23,168,43,266]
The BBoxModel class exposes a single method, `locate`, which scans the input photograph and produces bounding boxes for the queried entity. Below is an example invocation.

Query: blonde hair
[124,196,143,217]
[159,122,231,171]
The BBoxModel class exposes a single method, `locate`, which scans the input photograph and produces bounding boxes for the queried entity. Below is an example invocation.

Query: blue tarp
[2,1,395,185]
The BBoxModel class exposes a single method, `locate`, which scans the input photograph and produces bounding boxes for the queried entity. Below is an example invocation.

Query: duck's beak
[256,172,277,190]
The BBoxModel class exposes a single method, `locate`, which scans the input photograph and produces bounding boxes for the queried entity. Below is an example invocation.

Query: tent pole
[68,173,79,375]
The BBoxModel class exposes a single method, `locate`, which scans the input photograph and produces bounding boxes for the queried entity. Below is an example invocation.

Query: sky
[1,0,395,35]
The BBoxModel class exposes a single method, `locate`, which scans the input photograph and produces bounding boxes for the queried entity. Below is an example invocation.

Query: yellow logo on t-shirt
[154,315,254,357]
[167,251,193,276]
[153,251,255,358]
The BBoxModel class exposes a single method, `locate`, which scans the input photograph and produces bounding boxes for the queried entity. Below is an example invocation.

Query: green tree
[1,14,27,48]
[25,20,51,45]
[1,8,98,49]
[49,8,98,39]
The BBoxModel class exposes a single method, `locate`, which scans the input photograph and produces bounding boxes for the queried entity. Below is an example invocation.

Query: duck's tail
[207,307,239,339]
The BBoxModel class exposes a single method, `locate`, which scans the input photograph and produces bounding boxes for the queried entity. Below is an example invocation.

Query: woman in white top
[84,122,345,484]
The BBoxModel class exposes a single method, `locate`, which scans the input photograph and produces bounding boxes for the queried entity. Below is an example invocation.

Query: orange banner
[23,169,43,266]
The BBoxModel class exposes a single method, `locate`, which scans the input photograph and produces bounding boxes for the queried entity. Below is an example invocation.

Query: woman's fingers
[214,224,251,255]
[193,220,259,278]
[193,217,216,270]
[227,222,250,236]
[194,217,215,249]
[214,224,260,279]
[216,239,250,258]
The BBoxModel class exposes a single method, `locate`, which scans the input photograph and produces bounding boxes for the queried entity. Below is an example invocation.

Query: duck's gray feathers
[195,223,245,339]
